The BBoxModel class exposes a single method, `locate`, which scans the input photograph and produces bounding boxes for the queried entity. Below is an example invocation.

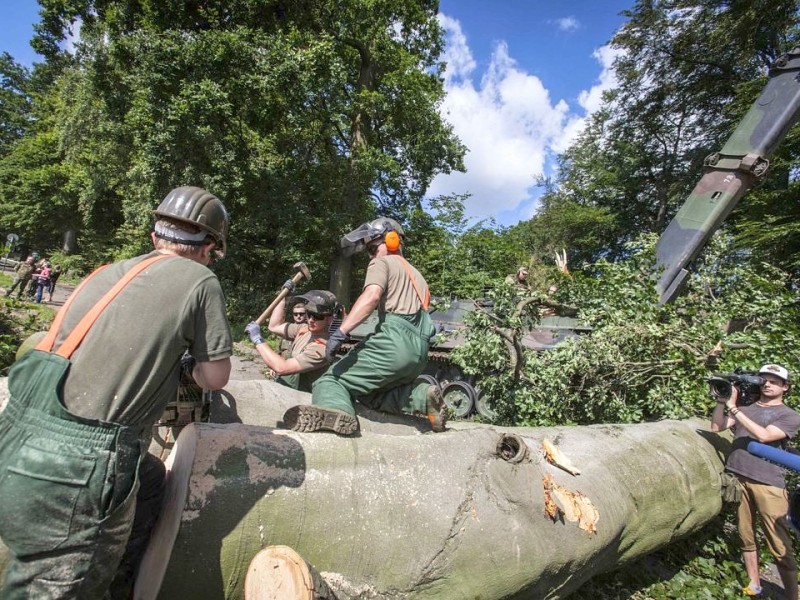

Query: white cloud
[438,14,476,83]
[577,45,622,114]
[429,14,621,224]
[556,16,580,32]
[551,44,623,154]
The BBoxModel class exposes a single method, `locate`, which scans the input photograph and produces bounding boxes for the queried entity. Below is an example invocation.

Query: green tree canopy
[0,0,465,320]
[513,0,800,273]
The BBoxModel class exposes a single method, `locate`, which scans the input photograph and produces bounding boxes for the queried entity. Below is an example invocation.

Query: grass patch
[0,284,57,374]
[570,508,796,599]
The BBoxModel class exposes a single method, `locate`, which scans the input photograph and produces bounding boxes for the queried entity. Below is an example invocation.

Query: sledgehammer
[255,261,311,325]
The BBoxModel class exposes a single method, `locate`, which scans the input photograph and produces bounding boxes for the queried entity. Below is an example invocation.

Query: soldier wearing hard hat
[245,290,340,392]
[282,217,446,435]
[0,186,233,599]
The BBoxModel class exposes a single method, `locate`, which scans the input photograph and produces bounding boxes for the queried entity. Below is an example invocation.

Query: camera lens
[709,378,732,398]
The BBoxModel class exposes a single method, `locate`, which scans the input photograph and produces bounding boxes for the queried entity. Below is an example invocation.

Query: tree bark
[0,379,730,599]
[62,229,77,254]
[330,254,352,310]
[134,381,728,600]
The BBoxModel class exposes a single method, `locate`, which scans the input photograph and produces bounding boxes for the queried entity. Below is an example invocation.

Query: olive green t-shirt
[363,255,429,315]
[54,252,232,428]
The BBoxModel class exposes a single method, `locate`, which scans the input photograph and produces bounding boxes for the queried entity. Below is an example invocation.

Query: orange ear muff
[385,230,401,252]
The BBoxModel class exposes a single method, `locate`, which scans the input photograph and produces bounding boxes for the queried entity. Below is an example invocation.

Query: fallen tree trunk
[136,406,727,598]
[0,379,729,599]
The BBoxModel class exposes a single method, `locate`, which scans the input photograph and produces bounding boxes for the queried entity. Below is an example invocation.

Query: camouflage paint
[655,47,800,304]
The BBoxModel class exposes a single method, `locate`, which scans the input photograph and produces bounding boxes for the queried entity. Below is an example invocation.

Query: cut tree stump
[244,545,335,600]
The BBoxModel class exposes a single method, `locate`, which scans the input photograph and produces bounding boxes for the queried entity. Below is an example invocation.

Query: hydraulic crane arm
[655,47,800,304]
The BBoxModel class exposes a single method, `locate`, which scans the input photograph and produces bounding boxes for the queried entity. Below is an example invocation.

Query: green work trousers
[0,350,142,599]
[311,311,435,416]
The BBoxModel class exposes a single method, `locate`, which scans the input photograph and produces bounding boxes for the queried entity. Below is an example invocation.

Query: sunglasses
[307,311,327,320]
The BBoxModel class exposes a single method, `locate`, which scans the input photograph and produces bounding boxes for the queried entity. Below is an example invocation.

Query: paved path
[1,261,75,308]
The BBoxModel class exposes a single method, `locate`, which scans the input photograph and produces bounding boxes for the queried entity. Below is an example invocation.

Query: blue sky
[434,0,633,225]
[2,0,634,226]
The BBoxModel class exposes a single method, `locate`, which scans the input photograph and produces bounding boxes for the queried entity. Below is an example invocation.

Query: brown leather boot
[426,384,448,433]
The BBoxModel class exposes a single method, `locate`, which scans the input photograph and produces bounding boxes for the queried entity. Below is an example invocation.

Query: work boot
[282,405,359,435]
[426,384,448,433]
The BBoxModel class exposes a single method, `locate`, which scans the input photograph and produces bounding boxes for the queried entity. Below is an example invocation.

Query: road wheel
[475,387,499,422]
[442,381,477,418]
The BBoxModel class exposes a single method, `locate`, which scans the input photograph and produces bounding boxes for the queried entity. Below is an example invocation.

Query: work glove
[281,279,296,294]
[245,321,264,345]
[326,328,349,363]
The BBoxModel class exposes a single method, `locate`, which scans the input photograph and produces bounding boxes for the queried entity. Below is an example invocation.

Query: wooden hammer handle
[255,271,306,325]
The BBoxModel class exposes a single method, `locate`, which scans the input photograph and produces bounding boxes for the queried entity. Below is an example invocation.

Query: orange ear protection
[385,230,401,252]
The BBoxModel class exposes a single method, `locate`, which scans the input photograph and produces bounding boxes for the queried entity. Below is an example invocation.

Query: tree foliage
[452,233,800,427]
[407,194,522,298]
[0,0,465,320]
[0,53,33,155]
[512,0,800,273]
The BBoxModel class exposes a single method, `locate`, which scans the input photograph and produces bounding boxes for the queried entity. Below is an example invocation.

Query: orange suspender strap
[35,254,171,359]
[35,264,112,354]
[393,256,430,310]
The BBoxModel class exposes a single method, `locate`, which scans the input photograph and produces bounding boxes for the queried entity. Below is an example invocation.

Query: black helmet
[340,217,405,257]
[154,186,229,258]
[294,290,340,316]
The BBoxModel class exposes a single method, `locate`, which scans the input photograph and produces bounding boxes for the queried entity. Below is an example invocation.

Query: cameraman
[712,364,800,599]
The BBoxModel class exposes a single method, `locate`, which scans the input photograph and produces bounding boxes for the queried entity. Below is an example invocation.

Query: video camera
[707,367,765,405]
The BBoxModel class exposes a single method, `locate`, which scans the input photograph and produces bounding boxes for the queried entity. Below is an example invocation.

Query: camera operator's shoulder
[780,406,800,435]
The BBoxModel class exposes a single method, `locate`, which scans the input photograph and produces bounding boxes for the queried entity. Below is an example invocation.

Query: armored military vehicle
[343,297,592,420]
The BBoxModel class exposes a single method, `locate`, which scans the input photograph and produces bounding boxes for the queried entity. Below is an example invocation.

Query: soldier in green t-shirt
[282,217,446,435]
[279,301,306,358]
[0,186,233,599]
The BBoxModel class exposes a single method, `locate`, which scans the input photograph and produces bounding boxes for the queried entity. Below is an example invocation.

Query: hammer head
[293,261,311,282]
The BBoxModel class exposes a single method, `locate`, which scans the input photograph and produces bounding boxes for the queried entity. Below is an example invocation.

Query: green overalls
[312,290,435,417]
[0,256,166,598]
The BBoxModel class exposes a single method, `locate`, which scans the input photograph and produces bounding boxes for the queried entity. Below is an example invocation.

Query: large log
[135,413,727,599]
[0,378,729,598]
